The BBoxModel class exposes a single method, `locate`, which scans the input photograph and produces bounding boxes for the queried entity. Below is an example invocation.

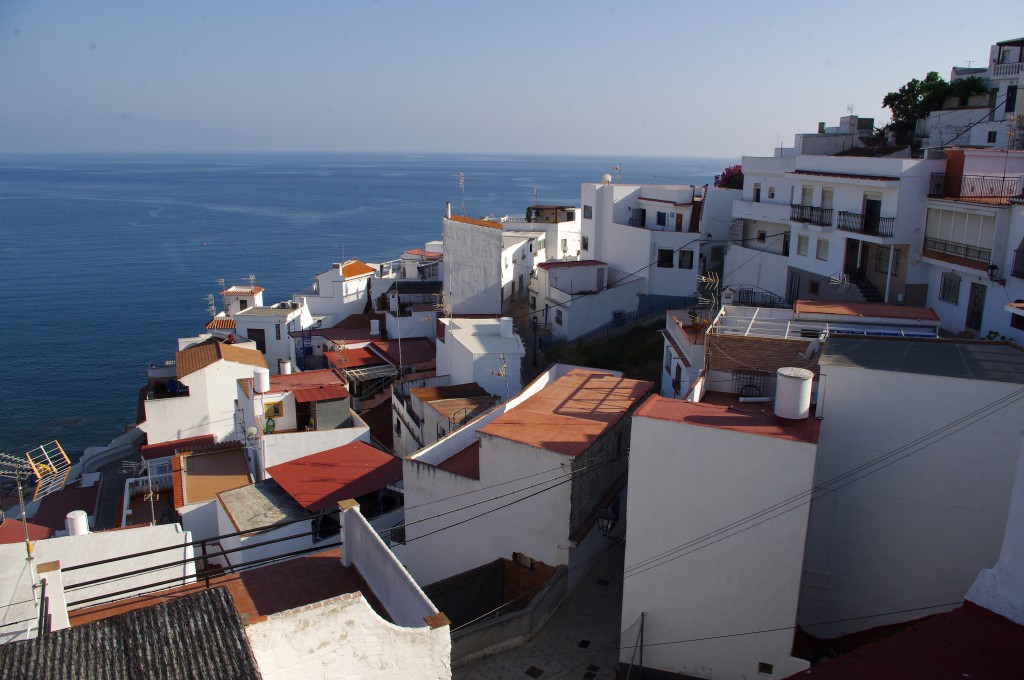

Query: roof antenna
[453,172,467,216]
[248,273,256,288]
[205,294,216,318]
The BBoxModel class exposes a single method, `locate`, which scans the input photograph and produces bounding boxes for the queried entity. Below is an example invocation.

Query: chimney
[445,202,452,219]
[499,317,513,338]
[370,319,381,336]
[65,510,89,536]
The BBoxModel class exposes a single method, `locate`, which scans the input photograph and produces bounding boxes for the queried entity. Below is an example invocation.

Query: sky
[1,1,1023,158]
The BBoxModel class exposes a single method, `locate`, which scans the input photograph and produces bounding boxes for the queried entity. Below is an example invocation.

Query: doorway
[966,282,987,333]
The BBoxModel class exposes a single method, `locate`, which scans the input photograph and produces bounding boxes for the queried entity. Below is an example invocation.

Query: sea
[0,153,732,458]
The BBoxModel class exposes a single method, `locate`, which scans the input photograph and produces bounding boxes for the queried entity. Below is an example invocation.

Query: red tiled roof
[176,338,267,379]
[537,259,607,270]
[268,369,345,391]
[141,434,217,461]
[404,249,443,259]
[221,286,264,296]
[479,369,654,457]
[790,169,900,182]
[635,394,820,444]
[266,441,402,512]
[411,383,491,402]
[332,313,385,330]
[325,346,386,370]
[31,483,101,532]
[292,383,350,403]
[204,317,236,330]
[785,602,1024,680]
[437,441,481,480]
[340,260,375,278]
[371,338,436,366]
[795,300,940,322]
[446,214,502,229]
[0,517,54,544]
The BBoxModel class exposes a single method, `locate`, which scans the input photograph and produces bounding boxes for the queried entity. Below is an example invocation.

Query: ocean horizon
[0,152,734,457]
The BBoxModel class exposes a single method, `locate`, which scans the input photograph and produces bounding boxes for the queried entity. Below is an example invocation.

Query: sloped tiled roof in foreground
[0,587,262,680]
[176,338,267,379]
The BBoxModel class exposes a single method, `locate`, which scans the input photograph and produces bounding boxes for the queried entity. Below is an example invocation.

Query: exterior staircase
[856,280,884,302]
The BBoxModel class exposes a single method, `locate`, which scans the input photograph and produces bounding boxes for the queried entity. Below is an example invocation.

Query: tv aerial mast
[0,441,72,561]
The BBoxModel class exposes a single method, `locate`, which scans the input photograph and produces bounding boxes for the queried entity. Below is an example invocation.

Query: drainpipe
[884,246,894,303]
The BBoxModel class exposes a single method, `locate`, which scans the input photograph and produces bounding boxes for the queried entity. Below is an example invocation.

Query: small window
[816,238,829,261]
[758,662,774,676]
[940,272,961,304]
[657,249,674,268]
[248,328,267,353]
[753,183,762,202]
[538,238,545,252]
[768,187,775,199]
[530,295,536,310]
[264,402,284,419]
[678,250,694,269]
[809,280,820,295]
[757,231,767,242]
[988,131,998,144]
[565,210,575,220]
[656,211,667,227]
[582,236,590,251]
[554,309,563,325]
[665,349,672,373]
[583,205,593,219]
[797,234,808,256]
[560,238,567,252]
[395,420,401,436]
[521,250,526,260]
[529,242,533,252]
[238,299,248,311]
[275,323,281,340]
[1011,313,1024,330]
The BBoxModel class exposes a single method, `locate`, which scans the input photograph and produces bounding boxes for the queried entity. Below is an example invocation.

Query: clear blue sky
[2,1,1022,157]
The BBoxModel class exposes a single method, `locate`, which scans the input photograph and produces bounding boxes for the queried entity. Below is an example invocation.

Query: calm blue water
[0,153,731,456]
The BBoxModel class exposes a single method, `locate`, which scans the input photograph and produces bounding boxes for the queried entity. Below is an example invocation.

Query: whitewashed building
[436,317,525,401]
[392,383,498,458]
[441,212,505,315]
[291,259,376,327]
[234,300,313,375]
[530,259,644,342]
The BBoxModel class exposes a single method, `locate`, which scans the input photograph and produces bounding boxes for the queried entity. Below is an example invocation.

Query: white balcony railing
[993,62,1023,78]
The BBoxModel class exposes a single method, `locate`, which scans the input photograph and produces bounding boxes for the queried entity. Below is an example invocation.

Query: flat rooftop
[635,394,820,444]
[266,441,402,512]
[478,368,653,457]
[268,368,346,391]
[821,338,1024,384]
[794,300,940,322]
[173,448,252,507]
[218,479,306,533]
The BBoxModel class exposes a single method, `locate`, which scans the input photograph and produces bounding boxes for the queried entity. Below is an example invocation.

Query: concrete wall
[442,218,502,314]
[723,243,790,297]
[622,412,815,679]
[799,366,1023,636]
[246,593,452,680]
[259,416,371,469]
[178,499,221,542]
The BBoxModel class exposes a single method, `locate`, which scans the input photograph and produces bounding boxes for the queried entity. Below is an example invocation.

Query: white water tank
[775,367,814,420]
[499,317,513,338]
[370,319,381,336]
[278,359,292,375]
[66,510,89,536]
[254,367,270,393]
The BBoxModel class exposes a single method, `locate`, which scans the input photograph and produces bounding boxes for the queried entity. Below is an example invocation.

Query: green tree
[881,73,988,143]
[714,164,743,190]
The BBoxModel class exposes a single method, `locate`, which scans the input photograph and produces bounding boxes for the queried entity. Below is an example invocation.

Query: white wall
[622,407,815,679]
[260,417,371,469]
[799,366,1023,636]
[442,218,502,314]
[246,593,452,680]
[723,243,790,297]
[178,499,221,542]
[235,305,311,375]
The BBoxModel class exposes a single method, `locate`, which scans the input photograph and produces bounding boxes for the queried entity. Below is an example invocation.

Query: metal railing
[837,211,895,237]
[790,205,834,227]
[731,288,793,309]
[923,236,992,264]
[929,173,1024,200]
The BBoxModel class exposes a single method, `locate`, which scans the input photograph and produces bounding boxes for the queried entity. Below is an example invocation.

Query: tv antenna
[248,273,257,288]
[0,441,71,561]
[486,354,510,402]
[122,459,158,526]
[453,172,467,216]
[846,104,854,115]
[216,277,225,291]
[205,294,216,318]
[612,164,622,183]
[532,187,539,205]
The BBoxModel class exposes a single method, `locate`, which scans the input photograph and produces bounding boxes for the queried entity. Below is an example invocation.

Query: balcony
[922,237,992,271]
[837,211,895,237]
[929,173,1024,204]
[790,205,834,227]
[993,62,1023,78]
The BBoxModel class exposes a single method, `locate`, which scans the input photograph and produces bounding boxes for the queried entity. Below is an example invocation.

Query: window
[560,238,567,252]
[657,249,674,268]
[275,323,281,340]
[656,211,667,227]
[678,250,694,269]
[809,280,820,295]
[538,238,545,252]
[264,402,284,419]
[1011,313,1024,331]
[395,420,401,436]
[768,187,775,199]
[565,210,575,220]
[530,295,536,310]
[757,230,766,242]
[238,299,248,311]
[874,246,901,274]
[758,662,774,676]
[816,238,829,261]
[753,183,762,202]
[247,328,267,353]
[529,242,533,252]
[582,236,589,251]
[665,349,672,373]
[1007,85,1018,114]
[797,234,808,256]
[940,272,961,304]
[520,250,526,260]
[554,309,563,325]
[988,131,998,144]
[583,205,593,219]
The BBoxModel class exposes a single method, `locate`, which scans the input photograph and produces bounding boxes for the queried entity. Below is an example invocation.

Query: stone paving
[454,543,628,680]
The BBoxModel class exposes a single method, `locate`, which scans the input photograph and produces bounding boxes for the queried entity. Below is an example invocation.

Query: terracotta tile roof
[537,259,607,270]
[411,383,492,402]
[478,369,654,457]
[371,338,436,366]
[446,214,502,229]
[0,517,54,544]
[635,394,820,444]
[266,441,402,512]
[785,602,1024,679]
[332,312,385,329]
[404,249,443,259]
[176,338,267,379]
[221,286,264,296]
[141,434,217,461]
[423,396,499,422]
[341,259,375,278]
[790,169,900,182]
[325,346,386,370]
[31,483,101,532]
[268,368,345,391]
[175,447,251,507]
[204,317,236,330]
[707,334,820,376]
[292,383,350,403]
[437,440,481,480]
[795,300,940,322]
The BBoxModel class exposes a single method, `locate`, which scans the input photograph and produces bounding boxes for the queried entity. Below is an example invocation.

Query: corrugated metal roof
[0,587,262,679]
[821,337,1024,384]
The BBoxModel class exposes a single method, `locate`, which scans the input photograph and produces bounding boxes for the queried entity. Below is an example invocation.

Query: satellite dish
[246,426,260,440]
[601,173,613,185]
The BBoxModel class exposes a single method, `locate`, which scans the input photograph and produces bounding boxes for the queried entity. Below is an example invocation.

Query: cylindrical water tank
[775,367,814,420]
[66,510,89,536]
[254,367,270,393]
[278,359,292,375]
[499,317,513,338]
[370,319,381,335]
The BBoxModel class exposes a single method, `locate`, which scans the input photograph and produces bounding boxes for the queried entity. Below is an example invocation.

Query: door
[675,213,683,232]
[966,282,987,332]
[863,197,882,234]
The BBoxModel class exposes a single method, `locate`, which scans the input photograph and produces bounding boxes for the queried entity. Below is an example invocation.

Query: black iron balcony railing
[790,205,834,227]
[923,236,992,265]
[837,211,895,237]
[929,173,1024,201]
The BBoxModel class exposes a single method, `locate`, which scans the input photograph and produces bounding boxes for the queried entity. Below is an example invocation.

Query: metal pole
[638,611,645,680]
[16,477,32,562]
[146,461,156,526]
